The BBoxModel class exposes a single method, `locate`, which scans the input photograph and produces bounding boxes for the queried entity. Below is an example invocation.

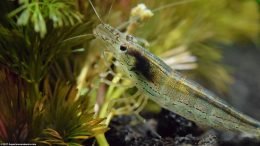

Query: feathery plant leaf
[9,0,83,37]
[33,80,108,145]
[0,66,30,142]
[0,22,93,84]
[0,67,107,144]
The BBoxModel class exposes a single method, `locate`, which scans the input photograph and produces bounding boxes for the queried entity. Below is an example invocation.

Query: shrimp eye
[120,45,127,52]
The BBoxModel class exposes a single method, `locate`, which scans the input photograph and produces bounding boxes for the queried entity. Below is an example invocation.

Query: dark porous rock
[105,115,162,146]
[157,109,203,138]
[85,108,260,146]
[173,134,198,146]
[127,137,164,146]
[104,109,206,146]
[217,133,260,146]
[198,131,218,146]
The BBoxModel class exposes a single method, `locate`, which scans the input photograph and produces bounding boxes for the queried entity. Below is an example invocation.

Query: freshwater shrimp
[90,0,260,139]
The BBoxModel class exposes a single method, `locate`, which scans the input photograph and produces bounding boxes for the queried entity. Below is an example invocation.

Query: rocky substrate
[84,108,260,146]
[100,109,260,146]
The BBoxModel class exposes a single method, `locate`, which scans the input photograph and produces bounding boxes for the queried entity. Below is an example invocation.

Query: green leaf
[17,9,30,25]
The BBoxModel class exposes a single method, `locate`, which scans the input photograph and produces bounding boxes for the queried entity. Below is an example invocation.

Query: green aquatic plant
[0,68,108,144]
[8,0,83,37]
[0,0,106,145]
[33,80,108,145]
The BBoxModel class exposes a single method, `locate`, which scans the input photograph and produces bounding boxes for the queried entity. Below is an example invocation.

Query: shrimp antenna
[153,0,197,13]
[107,0,115,20]
[116,0,198,30]
[88,0,104,24]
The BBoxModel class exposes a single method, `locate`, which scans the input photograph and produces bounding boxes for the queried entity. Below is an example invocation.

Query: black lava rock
[157,109,203,138]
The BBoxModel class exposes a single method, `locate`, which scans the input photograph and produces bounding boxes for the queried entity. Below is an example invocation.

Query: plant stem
[95,134,109,146]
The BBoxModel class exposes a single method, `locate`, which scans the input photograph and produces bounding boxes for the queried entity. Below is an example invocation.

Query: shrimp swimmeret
[90,0,260,139]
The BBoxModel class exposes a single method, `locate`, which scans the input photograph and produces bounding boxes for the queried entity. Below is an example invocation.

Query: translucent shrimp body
[94,23,260,139]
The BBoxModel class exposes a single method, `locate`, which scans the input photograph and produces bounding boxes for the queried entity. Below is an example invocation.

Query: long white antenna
[107,0,115,20]
[88,0,104,24]
[116,0,198,30]
[153,0,197,13]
